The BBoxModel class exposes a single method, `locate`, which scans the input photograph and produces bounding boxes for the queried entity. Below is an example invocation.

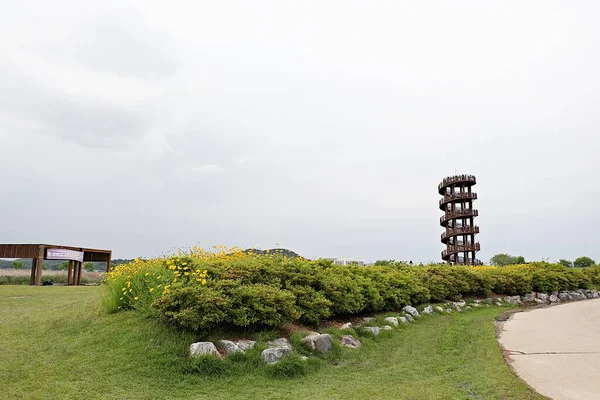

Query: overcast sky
[1,1,599,263]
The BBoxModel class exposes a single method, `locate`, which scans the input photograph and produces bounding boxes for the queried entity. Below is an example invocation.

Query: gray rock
[235,340,256,351]
[190,342,221,358]
[537,293,549,302]
[494,302,503,307]
[552,291,559,297]
[585,291,594,299]
[302,333,333,353]
[471,303,482,307]
[456,300,467,307]
[384,317,399,327]
[218,340,241,355]
[267,338,292,349]
[484,298,494,304]
[261,347,293,364]
[398,316,409,324]
[452,302,463,311]
[473,299,483,304]
[435,306,444,313]
[577,289,587,294]
[422,305,435,315]
[362,317,374,323]
[570,292,585,301]
[523,293,536,302]
[404,313,415,322]
[465,306,472,310]
[549,294,560,303]
[592,290,599,299]
[454,306,462,312]
[341,335,362,349]
[534,299,545,305]
[403,305,421,318]
[382,325,393,331]
[504,296,522,305]
[340,322,353,330]
[364,327,381,336]
[446,308,452,313]
[559,293,572,301]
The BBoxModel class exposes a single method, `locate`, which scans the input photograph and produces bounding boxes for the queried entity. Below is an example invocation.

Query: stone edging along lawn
[188,288,600,365]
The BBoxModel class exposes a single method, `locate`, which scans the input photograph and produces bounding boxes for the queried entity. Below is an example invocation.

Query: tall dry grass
[0,268,104,285]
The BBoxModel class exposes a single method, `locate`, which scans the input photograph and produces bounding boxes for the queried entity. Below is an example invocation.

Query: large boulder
[403,306,421,318]
[382,325,393,331]
[504,296,522,305]
[523,293,536,303]
[537,293,549,302]
[422,305,435,315]
[592,291,600,299]
[364,327,381,336]
[570,292,585,301]
[218,340,241,355]
[455,300,467,308]
[549,294,560,303]
[341,335,361,349]
[398,316,409,324]
[190,342,221,358]
[340,322,353,330]
[384,317,399,327]
[435,306,444,313]
[404,313,415,322]
[302,334,333,353]
[559,293,572,301]
[261,348,293,364]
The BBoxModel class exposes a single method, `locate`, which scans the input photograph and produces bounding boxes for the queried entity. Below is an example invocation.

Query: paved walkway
[498,299,600,400]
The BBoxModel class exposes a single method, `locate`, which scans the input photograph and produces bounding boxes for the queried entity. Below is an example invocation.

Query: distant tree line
[489,254,596,268]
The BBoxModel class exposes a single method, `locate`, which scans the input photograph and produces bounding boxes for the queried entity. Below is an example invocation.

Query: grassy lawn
[0,286,543,400]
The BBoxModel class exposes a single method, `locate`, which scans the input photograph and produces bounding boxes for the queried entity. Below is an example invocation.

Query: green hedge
[148,256,599,332]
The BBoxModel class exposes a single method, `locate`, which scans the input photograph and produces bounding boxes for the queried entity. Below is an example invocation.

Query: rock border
[188,289,599,364]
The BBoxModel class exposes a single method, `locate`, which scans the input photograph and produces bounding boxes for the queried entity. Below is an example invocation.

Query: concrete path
[498,299,600,400]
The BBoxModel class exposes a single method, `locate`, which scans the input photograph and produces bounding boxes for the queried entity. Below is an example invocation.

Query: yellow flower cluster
[104,246,253,309]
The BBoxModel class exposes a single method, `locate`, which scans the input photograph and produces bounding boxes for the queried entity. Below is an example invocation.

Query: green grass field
[0,286,543,400]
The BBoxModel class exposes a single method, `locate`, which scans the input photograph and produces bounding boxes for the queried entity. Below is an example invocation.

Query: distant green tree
[12,260,24,269]
[489,254,526,266]
[514,256,526,264]
[84,262,95,272]
[374,260,396,266]
[573,256,595,268]
[59,261,69,271]
[489,254,513,266]
[558,259,573,268]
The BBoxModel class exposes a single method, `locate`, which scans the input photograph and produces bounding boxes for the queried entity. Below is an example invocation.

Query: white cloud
[1,0,600,262]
